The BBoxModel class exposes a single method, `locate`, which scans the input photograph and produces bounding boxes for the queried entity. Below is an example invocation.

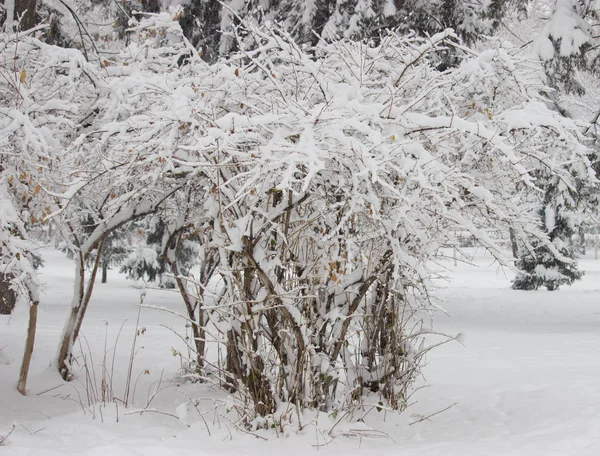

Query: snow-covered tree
[513,181,584,290]
[534,0,593,95]
[52,11,201,380]
[0,27,50,394]
[120,216,199,288]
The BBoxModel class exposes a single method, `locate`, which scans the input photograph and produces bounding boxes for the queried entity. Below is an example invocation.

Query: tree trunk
[14,0,37,30]
[166,234,205,371]
[101,262,108,284]
[57,257,84,380]
[57,242,104,380]
[17,299,38,395]
[0,273,17,315]
[579,226,586,255]
[509,227,519,259]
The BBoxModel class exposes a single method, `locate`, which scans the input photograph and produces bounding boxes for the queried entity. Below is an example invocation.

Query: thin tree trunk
[71,243,104,348]
[57,241,104,380]
[173,267,204,370]
[17,299,38,395]
[57,256,85,380]
[165,232,205,370]
[509,227,519,259]
[101,262,108,283]
[579,226,586,255]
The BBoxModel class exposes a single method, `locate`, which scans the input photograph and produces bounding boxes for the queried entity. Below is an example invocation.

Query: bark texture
[17,300,38,395]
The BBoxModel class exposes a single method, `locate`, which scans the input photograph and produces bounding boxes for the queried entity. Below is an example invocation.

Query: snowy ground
[1,248,600,455]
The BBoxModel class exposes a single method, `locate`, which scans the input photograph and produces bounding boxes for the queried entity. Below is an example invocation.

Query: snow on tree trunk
[57,255,85,380]
[58,241,104,380]
[2,0,15,29]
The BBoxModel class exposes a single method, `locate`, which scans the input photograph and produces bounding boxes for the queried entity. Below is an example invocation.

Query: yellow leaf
[20,70,26,83]
[391,135,396,141]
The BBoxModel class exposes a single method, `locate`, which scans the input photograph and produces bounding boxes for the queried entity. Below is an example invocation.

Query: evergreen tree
[513,177,584,291]
[534,0,593,96]
[509,0,600,289]
[99,230,131,283]
[120,217,200,288]
[60,216,130,284]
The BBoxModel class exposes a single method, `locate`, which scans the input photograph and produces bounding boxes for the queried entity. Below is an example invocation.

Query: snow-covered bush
[3,8,594,417]
[154,23,592,418]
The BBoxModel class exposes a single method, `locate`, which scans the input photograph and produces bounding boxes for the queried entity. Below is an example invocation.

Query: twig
[36,384,65,396]
[409,402,458,425]
[124,409,181,420]
[0,425,15,445]
[218,413,268,441]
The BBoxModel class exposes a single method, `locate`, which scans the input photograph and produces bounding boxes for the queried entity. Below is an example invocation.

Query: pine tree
[120,217,200,288]
[99,230,131,283]
[534,0,592,96]
[508,0,600,289]
[513,177,584,291]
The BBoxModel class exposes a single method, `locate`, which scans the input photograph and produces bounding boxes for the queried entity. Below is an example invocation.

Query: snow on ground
[2,247,600,455]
